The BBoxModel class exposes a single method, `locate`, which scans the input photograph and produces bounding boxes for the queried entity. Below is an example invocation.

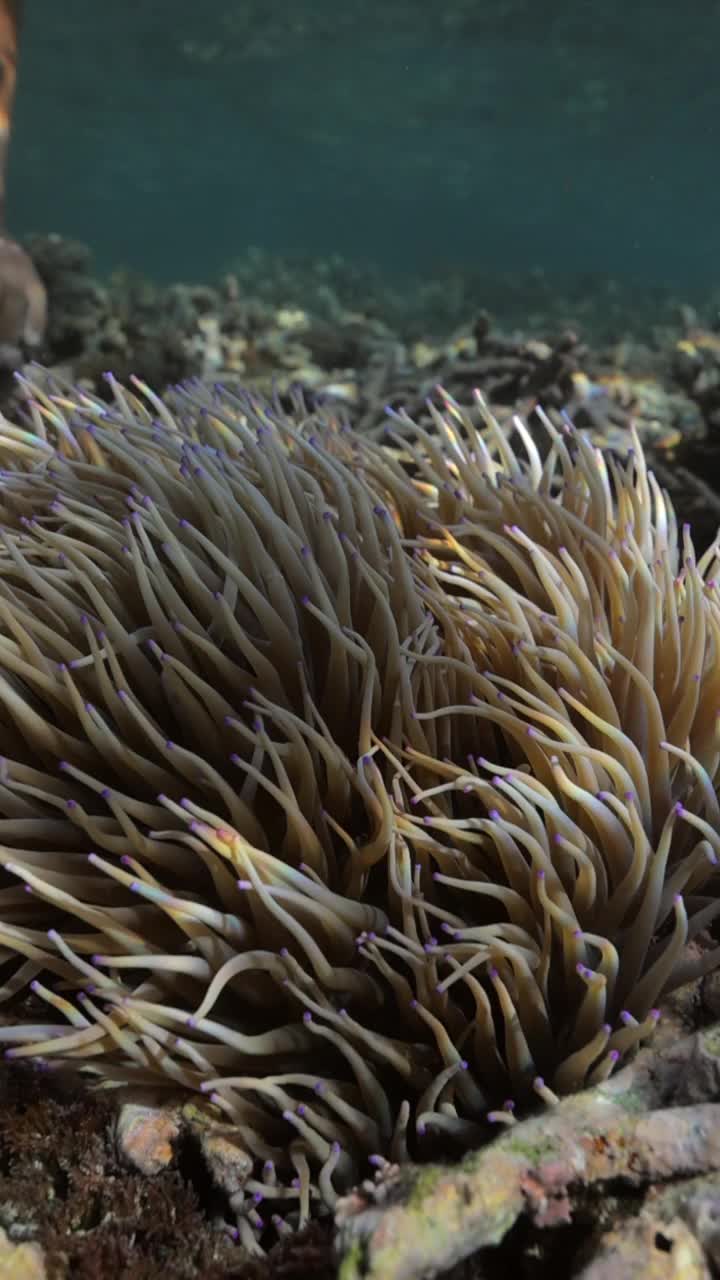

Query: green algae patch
[338,1238,366,1280]
[501,1132,557,1164]
[701,1025,720,1057]
[407,1165,443,1211]
[336,1150,527,1280]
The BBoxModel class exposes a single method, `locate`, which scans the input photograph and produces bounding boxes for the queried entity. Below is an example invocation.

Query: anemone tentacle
[0,372,716,1246]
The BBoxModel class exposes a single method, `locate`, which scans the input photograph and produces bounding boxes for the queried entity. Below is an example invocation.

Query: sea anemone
[0,371,717,1247]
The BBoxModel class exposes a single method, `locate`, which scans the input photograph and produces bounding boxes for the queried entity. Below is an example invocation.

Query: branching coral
[0,371,717,1248]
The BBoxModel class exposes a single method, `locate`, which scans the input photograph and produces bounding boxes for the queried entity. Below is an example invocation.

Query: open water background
[7,1,719,294]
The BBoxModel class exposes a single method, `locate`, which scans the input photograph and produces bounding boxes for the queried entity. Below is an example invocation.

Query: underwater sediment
[0,371,717,1249]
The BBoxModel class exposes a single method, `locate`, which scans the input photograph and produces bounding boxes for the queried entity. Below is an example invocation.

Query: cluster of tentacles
[0,369,717,1249]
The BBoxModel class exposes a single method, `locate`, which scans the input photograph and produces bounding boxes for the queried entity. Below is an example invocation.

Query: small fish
[0,0,20,220]
[0,0,47,356]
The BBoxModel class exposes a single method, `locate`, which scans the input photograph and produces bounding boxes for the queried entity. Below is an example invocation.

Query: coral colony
[0,370,717,1248]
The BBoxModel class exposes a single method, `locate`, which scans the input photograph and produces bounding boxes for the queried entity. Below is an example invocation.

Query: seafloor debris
[0,1225,46,1280]
[11,234,711,454]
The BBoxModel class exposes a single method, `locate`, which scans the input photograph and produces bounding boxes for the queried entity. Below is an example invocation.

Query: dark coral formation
[0,1068,236,1279]
[0,372,717,1248]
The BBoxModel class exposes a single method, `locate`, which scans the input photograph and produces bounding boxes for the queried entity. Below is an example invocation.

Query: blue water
[7,1,720,292]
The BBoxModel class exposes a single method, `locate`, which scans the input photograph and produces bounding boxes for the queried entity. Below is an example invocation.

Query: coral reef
[0,372,717,1258]
[15,235,719,505]
[15,230,720,573]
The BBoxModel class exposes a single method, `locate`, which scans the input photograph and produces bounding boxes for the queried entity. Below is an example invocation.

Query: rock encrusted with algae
[335,1022,720,1280]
